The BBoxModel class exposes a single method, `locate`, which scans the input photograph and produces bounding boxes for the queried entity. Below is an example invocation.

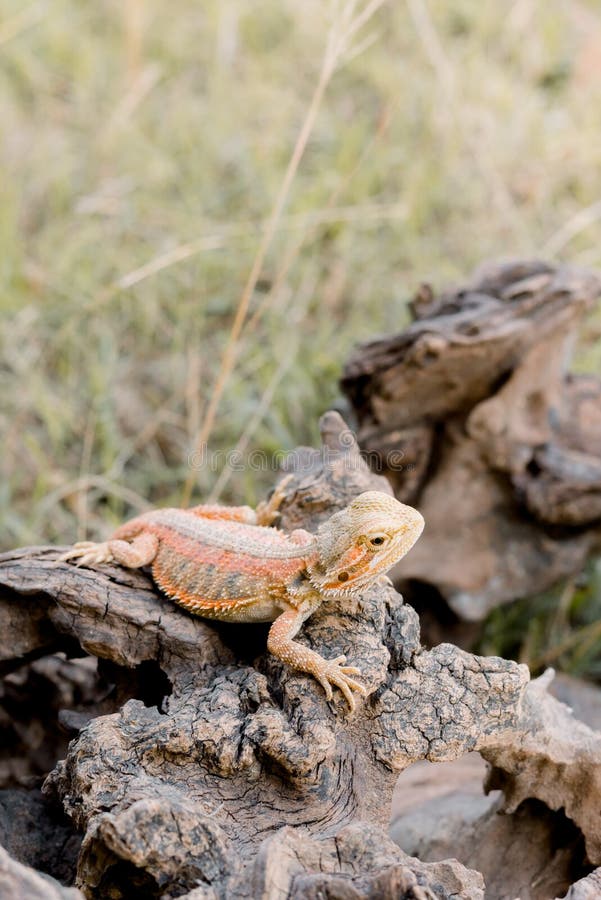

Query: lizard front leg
[267,604,366,711]
[60,532,159,569]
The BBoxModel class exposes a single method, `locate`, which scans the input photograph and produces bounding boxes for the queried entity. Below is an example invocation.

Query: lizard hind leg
[266,606,366,712]
[60,532,158,569]
[254,474,294,527]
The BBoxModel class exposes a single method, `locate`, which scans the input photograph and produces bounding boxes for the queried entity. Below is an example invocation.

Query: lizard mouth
[310,562,382,595]
[311,523,424,596]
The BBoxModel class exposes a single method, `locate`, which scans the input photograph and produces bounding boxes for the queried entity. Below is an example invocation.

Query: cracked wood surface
[1,412,601,898]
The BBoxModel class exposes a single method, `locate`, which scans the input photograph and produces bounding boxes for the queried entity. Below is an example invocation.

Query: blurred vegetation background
[1,0,601,672]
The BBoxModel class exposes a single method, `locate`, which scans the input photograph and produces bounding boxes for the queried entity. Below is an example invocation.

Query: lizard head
[309,491,424,596]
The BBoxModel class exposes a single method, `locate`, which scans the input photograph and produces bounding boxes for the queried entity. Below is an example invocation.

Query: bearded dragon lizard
[61,485,424,710]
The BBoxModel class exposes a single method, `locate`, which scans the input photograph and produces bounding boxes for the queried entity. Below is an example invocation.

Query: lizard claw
[255,474,294,527]
[314,656,367,712]
[59,541,114,568]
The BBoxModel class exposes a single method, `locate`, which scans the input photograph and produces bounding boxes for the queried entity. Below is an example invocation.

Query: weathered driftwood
[561,869,601,900]
[0,413,600,898]
[391,672,601,899]
[0,845,82,900]
[342,260,601,621]
[392,762,587,900]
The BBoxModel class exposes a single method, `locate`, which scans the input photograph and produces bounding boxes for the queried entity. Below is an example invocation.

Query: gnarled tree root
[0,413,600,898]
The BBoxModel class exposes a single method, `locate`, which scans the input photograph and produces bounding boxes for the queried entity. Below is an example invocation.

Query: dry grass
[2,1,601,671]
[478,562,601,679]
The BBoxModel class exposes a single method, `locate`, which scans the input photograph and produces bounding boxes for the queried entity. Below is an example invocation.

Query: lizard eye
[368,534,388,547]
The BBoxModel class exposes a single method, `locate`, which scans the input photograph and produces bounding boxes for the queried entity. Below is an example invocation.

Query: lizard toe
[341,675,367,695]
[339,665,363,678]
[74,553,98,567]
[317,659,366,710]
[59,543,92,562]
[315,673,334,701]
[255,474,294,526]
[62,542,113,567]
[338,682,356,712]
